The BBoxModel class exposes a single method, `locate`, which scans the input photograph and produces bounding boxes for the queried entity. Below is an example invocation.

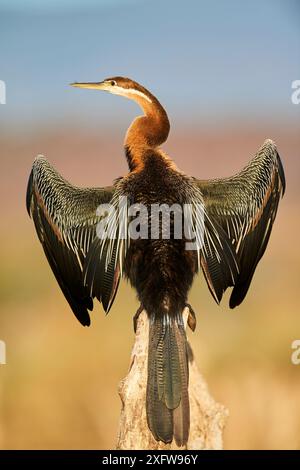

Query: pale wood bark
[116,308,228,450]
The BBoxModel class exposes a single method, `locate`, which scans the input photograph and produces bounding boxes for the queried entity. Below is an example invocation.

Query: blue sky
[0,0,134,10]
[0,0,299,130]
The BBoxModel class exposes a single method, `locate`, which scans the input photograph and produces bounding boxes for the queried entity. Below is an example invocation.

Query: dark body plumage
[123,153,198,444]
[26,76,285,447]
[124,152,197,314]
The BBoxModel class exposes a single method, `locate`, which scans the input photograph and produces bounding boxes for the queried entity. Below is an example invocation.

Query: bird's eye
[110,80,117,86]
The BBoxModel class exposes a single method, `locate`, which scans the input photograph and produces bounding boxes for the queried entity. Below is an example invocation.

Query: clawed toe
[185,303,196,331]
[133,304,144,333]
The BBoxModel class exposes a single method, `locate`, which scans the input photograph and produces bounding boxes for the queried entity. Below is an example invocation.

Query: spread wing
[195,139,285,307]
[26,155,127,326]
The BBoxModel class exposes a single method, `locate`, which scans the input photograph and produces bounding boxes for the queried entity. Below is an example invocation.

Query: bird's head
[70,76,152,104]
[71,76,170,147]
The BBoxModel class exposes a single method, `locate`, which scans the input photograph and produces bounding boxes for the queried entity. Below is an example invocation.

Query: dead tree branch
[116,308,228,450]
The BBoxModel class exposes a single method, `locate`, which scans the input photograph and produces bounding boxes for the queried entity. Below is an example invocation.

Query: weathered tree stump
[116,308,228,450]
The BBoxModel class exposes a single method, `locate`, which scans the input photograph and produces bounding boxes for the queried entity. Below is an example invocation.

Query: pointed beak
[70,81,108,90]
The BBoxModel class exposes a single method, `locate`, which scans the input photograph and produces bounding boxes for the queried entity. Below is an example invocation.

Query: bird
[26,76,285,447]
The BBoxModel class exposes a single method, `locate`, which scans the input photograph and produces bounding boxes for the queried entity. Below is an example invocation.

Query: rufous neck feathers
[124,89,170,171]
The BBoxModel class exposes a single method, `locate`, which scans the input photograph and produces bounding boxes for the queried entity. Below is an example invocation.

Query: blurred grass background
[0,0,300,449]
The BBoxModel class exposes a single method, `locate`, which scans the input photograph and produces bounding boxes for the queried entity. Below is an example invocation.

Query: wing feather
[195,139,285,307]
[26,155,126,325]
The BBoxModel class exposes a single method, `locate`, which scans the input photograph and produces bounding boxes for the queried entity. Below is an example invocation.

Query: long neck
[124,90,170,171]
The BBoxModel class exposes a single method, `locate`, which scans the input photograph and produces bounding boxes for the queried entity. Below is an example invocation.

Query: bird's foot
[185,303,197,332]
[133,304,144,333]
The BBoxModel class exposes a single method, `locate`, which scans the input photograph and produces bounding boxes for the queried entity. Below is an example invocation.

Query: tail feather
[147,314,190,446]
[147,319,173,442]
[173,324,189,446]
[163,323,181,409]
